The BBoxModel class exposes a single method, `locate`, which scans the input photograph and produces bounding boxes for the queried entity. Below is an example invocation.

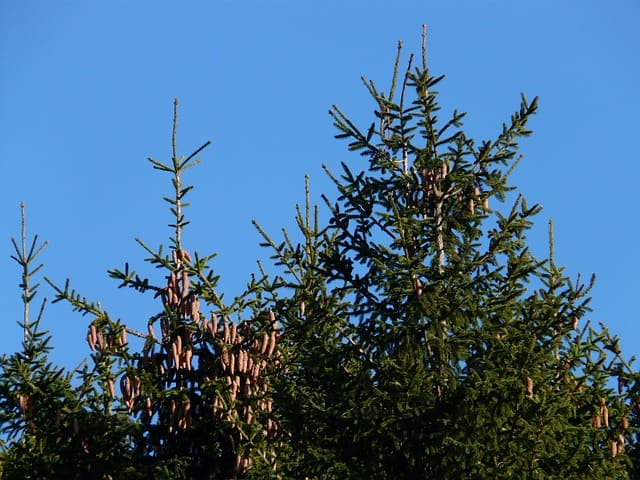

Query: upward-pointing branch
[10,202,47,342]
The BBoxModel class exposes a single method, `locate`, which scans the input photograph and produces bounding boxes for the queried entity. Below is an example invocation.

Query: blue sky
[1,2,638,370]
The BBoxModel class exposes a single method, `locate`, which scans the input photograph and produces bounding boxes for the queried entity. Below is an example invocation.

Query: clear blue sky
[1,2,638,370]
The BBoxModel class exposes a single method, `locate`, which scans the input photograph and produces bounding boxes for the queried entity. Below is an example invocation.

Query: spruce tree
[0,205,137,478]
[257,30,639,478]
[1,103,285,479]
[1,29,638,479]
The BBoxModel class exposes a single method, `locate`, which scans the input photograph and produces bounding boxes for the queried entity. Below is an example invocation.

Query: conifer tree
[0,205,137,478]
[1,103,285,479]
[1,29,639,479]
[256,29,640,478]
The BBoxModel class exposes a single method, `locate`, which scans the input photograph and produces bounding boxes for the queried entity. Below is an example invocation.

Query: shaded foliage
[2,32,639,479]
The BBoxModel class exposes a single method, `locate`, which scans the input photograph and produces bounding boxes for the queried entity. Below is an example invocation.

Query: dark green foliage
[1,103,284,479]
[0,208,137,479]
[256,37,639,478]
[1,33,639,479]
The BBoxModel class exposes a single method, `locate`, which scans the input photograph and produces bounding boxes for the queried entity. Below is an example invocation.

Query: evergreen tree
[256,31,639,478]
[1,103,285,479]
[1,29,639,479]
[0,205,137,478]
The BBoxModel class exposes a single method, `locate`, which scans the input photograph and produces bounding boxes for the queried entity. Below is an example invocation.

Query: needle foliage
[1,32,639,479]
